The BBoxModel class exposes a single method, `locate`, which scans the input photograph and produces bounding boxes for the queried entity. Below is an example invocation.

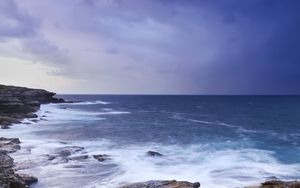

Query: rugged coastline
[0,85,299,188]
[0,85,65,188]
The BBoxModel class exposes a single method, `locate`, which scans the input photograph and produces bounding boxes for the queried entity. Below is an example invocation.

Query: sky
[0,0,300,94]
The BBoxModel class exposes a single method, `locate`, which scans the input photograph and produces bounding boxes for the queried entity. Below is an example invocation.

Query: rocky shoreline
[0,85,64,129]
[0,84,299,188]
[0,85,64,188]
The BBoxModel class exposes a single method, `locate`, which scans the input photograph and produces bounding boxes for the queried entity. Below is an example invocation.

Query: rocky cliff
[0,84,64,129]
[0,85,64,188]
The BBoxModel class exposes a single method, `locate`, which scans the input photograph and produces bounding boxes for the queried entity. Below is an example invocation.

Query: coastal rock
[260,180,300,187]
[0,84,65,128]
[0,85,67,188]
[119,180,200,188]
[56,146,85,157]
[146,151,163,157]
[0,152,27,188]
[0,152,14,169]
[93,154,110,162]
[0,138,21,153]
[18,173,38,185]
[69,155,89,161]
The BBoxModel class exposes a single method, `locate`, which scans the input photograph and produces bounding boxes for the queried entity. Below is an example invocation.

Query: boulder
[69,155,89,161]
[56,146,84,157]
[260,180,300,188]
[146,151,163,157]
[119,180,200,188]
[93,154,110,162]
[18,173,38,185]
[0,138,21,153]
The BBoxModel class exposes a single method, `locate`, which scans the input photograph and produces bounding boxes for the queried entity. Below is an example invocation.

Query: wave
[2,100,299,188]
[36,104,106,122]
[66,100,111,105]
[97,111,131,115]
[3,123,300,188]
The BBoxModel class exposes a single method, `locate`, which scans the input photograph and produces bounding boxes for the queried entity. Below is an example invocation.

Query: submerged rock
[260,180,300,188]
[119,180,200,188]
[56,146,85,157]
[69,155,89,161]
[0,138,21,153]
[18,173,38,185]
[146,151,163,157]
[93,154,110,162]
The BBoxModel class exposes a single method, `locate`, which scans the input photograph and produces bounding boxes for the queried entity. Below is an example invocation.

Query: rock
[0,116,21,127]
[69,155,89,161]
[146,151,163,157]
[46,155,56,161]
[0,84,66,128]
[56,146,84,157]
[260,180,300,188]
[1,124,10,129]
[93,154,110,162]
[0,138,21,144]
[63,165,84,169]
[18,173,38,185]
[23,113,38,119]
[0,138,21,153]
[7,180,27,188]
[0,152,28,188]
[0,152,14,169]
[30,119,39,123]
[0,85,64,188]
[119,180,200,188]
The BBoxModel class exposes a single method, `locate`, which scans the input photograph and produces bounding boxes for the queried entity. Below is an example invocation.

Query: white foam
[35,104,130,123]
[81,142,300,188]
[36,104,107,122]
[66,101,111,105]
[2,104,299,188]
[3,125,300,188]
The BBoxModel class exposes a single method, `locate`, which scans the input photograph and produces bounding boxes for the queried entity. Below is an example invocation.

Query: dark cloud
[0,0,69,65]
[0,0,38,38]
[1,0,300,94]
[22,38,69,64]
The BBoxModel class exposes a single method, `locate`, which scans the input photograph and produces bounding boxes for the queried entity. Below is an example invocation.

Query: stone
[260,180,300,188]
[119,180,201,188]
[93,154,110,162]
[56,146,85,157]
[0,138,21,153]
[69,155,89,161]
[18,173,38,185]
[146,151,163,157]
[0,85,66,188]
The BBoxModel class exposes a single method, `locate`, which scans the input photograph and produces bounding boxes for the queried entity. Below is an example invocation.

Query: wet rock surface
[0,84,65,129]
[93,154,110,162]
[119,180,201,188]
[0,137,37,188]
[257,180,300,188]
[0,138,21,153]
[146,151,163,157]
[0,85,65,188]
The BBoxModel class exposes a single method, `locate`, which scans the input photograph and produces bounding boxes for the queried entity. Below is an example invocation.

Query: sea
[1,95,300,188]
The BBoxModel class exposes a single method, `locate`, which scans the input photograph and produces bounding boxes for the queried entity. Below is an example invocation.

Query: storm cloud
[1,0,299,94]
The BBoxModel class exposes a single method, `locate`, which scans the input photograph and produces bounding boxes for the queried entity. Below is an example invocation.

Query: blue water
[3,95,300,188]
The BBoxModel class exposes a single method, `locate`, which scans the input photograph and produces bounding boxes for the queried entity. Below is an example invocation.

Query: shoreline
[1,85,299,188]
[0,85,65,187]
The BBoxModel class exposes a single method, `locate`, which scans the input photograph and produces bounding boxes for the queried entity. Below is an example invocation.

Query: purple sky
[0,0,300,94]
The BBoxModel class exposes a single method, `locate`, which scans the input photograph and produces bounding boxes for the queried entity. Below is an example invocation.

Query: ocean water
[1,95,300,188]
